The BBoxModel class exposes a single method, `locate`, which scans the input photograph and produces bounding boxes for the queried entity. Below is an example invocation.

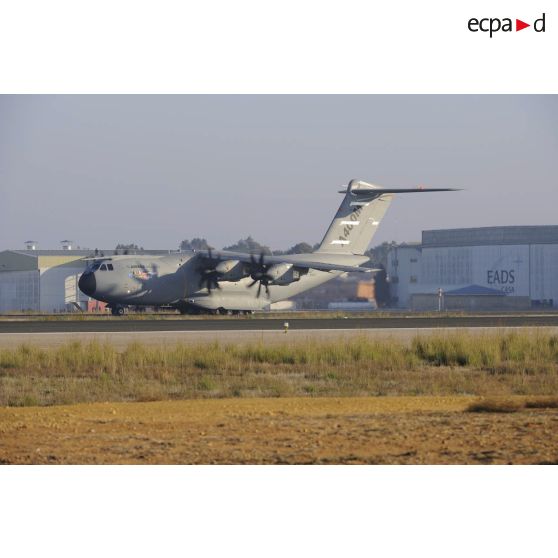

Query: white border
[1,466,556,557]
[1,0,556,554]
[0,1,555,93]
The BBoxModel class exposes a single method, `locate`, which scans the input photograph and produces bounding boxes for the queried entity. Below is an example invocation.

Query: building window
[410,275,418,283]
[410,258,418,263]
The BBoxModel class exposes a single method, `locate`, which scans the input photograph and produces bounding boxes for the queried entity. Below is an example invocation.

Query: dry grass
[1,331,558,406]
[466,395,558,413]
[465,399,523,413]
[3,310,556,322]
[0,310,393,321]
[524,397,558,409]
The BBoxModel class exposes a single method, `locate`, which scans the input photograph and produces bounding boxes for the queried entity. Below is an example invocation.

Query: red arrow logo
[516,19,530,31]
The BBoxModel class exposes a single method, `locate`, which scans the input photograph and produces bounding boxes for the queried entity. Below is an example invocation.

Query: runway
[1,315,558,348]
[2,314,558,333]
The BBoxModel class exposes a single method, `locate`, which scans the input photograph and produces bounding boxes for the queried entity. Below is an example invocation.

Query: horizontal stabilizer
[338,187,459,195]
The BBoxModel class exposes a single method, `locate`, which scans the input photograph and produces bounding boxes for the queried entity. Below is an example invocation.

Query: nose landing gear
[110,305,126,316]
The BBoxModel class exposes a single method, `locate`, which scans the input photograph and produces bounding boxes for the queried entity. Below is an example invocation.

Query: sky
[1,95,557,252]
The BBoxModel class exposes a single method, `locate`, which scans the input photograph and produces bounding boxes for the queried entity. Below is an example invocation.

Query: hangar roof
[0,249,172,272]
[422,226,558,248]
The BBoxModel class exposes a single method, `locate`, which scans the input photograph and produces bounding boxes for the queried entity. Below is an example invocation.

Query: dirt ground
[2,396,557,464]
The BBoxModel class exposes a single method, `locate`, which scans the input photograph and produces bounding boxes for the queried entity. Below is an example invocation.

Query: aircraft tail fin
[315,179,457,255]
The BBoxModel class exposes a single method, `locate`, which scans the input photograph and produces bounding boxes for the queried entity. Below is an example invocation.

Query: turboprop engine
[215,260,248,282]
[265,263,304,286]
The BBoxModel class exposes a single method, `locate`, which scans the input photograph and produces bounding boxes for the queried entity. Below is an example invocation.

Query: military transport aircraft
[78,179,455,315]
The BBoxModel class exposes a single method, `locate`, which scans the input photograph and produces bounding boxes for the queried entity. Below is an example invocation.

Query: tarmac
[1,314,558,348]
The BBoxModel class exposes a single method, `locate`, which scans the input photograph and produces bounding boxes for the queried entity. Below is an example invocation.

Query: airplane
[78,179,456,315]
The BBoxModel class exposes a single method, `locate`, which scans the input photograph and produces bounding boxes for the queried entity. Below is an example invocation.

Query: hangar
[0,244,169,313]
[387,226,558,310]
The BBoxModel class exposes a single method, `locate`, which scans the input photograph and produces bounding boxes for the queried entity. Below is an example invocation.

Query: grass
[465,399,523,413]
[1,331,558,406]
[524,397,558,409]
[467,396,558,413]
[0,310,379,321]
[3,310,558,322]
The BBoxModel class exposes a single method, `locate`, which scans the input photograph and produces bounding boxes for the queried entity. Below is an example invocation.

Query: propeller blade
[247,279,258,288]
[265,283,270,297]
[257,282,262,298]
[259,252,265,267]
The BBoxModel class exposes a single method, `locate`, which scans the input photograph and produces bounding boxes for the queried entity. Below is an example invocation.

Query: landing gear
[174,302,253,316]
[175,302,202,315]
[179,307,201,315]
[111,305,125,316]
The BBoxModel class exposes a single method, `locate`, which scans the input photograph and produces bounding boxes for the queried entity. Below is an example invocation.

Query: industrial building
[290,274,377,310]
[387,226,558,310]
[0,243,169,313]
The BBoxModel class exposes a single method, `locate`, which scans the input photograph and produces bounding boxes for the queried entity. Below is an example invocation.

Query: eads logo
[468,13,546,37]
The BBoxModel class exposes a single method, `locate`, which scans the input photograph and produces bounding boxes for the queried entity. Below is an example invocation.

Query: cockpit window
[107,263,114,271]
[91,263,101,272]
[100,264,108,271]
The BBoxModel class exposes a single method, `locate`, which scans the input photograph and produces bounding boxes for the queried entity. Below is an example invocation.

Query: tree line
[113,237,396,267]
[178,237,396,266]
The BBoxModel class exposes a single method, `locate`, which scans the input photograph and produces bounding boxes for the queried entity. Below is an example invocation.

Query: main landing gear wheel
[111,306,125,316]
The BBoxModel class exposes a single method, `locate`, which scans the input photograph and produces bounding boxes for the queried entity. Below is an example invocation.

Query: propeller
[247,252,273,298]
[197,248,222,294]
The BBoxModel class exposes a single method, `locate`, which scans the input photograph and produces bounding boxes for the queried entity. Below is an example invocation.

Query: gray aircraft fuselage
[78,251,367,313]
[78,179,455,314]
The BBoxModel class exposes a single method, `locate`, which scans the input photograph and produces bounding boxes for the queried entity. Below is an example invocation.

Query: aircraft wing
[196,250,379,274]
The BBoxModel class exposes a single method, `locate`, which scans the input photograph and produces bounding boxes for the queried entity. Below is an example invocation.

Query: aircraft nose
[78,271,96,296]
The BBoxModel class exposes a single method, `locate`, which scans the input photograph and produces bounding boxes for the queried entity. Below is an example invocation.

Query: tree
[115,243,143,255]
[273,242,319,255]
[365,241,398,268]
[286,242,314,254]
[222,236,272,255]
[373,266,391,308]
[180,238,212,251]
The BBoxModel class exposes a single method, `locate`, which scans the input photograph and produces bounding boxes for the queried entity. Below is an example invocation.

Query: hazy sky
[1,95,557,251]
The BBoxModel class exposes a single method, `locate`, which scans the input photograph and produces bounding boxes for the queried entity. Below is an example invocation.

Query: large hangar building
[0,244,89,312]
[387,226,558,310]
[0,242,169,313]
